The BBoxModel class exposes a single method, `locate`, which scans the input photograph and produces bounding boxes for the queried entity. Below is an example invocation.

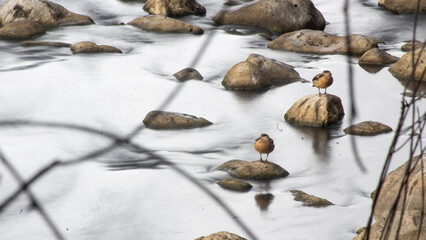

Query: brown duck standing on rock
[254,133,275,161]
[312,70,333,94]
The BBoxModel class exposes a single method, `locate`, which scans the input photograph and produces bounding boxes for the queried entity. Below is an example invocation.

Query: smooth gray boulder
[222,61,271,91]
[343,121,392,136]
[128,15,203,35]
[216,160,289,180]
[143,0,206,17]
[143,110,212,129]
[71,41,122,54]
[0,20,45,40]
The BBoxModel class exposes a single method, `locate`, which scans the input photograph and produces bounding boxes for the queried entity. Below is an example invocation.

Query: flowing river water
[0,0,425,239]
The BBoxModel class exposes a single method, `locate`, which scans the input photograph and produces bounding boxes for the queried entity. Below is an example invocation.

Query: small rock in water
[143,0,206,17]
[401,40,424,52]
[195,231,247,240]
[358,48,399,66]
[343,121,392,136]
[20,41,72,47]
[378,0,426,14]
[71,41,122,54]
[0,20,45,40]
[216,160,289,180]
[143,110,213,129]
[217,178,252,192]
[389,48,426,81]
[128,15,204,35]
[290,190,334,207]
[173,68,203,81]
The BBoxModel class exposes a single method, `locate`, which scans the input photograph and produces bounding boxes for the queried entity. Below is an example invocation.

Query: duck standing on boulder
[254,134,275,161]
[312,70,333,94]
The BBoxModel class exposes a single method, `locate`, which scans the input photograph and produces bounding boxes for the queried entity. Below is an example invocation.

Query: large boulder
[213,0,325,34]
[143,0,206,17]
[0,20,45,40]
[378,0,426,14]
[290,190,333,207]
[353,154,426,240]
[216,160,289,180]
[195,231,247,240]
[343,121,392,136]
[222,61,271,91]
[284,94,345,127]
[358,48,399,66]
[71,41,122,54]
[268,29,381,56]
[389,48,426,81]
[143,110,213,129]
[128,15,203,35]
[0,0,94,27]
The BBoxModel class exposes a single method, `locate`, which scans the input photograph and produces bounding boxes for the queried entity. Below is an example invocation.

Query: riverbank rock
[222,61,271,91]
[213,0,325,34]
[401,40,424,52]
[71,41,122,54]
[378,0,426,14]
[268,29,381,55]
[143,110,212,129]
[353,154,426,240]
[284,94,345,127]
[389,48,426,81]
[20,40,71,47]
[0,20,45,40]
[290,190,334,207]
[195,231,247,240]
[358,48,399,66]
[0,0,94,27]
[343,121,392,136]
[143,0,206,17]
[128,15,203,35]
[173,68,203,81]
[217,178,252,192]
[216,160,289,180]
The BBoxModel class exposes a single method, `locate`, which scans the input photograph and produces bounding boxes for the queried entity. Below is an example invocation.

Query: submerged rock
[389,48,426,81]
[378,0,426,14]
[128,15,203,35]
[216,160,289,180]
[0,0,94,26]
[217,178,252,192]
[173,68,203,81]
[358,48,399,66]
[71,41,122,54]
[143,0,206,17]
[143,110,212,129]
[20,40,71,47]
[401,40,424,52]
[196,231,247,240]
[290,190,333,207]
[284,94,345,127]
[268,29,381,56]
[222,61,271,91]
[0,20,45,40]
[343,121,392,136]
[213,0,325,34]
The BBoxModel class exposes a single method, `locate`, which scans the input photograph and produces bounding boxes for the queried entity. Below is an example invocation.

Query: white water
[0,0,425,239]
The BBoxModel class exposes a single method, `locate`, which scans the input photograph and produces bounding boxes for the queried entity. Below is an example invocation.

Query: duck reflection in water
[255,181,274,211]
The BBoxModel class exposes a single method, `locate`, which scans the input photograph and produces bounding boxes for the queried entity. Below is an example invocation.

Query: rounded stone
[0,20,45,40]
[217,178,252,192]
[401,40,424,52]
[216,160,289,180]
[173,68,203,81]
[343,121,392,136]
[143,110,213,129]
[71,41,123,54]
[358,48,399,66]
[222,61,271,91]
[378,0,426,14]
[128,15,203,35]
[196,231,247,240]
[143,0,206,17]
[389,48,426,81]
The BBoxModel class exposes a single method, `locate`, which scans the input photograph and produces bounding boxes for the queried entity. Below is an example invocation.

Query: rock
[358,48,399,66]
[290,190,334,207]
[217,178,252,192]
[143,0,206,17]
[173,68,203,81]
[353,154,426,240]
[20,40,71,47]
[196,231,247,240]
[245,53,301,85]
[401,40,424,52]
[71,41,123,54]
[0,20,45,40]
[216,160,289,180]
[284,94,345,127]
[128,15,203,35]
[222,61,271,91]
[389,48,426,81]
[378,0,426,14]
[213,0,325,34]
[0,0,94,27]
[268,29,381,56]
[143,110,212,129]
[343,121,392,136]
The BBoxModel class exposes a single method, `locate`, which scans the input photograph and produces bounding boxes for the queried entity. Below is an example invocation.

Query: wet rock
[213,0,325,34]
[217,178,252,192]
[290,190,333,207]
[353,154,426,240]
[224,0,243,6]
[268,29,381,56]
[0,20,45,40]
[246,53,302,85]
[389,48,426,81]
[0,0,94,27]
[378,0,426,14]
[71,41,122,54]
[173,68,203,81]
[358,48,399,66]
[196,231,247,240]
[128,15,203,35]
[143,110,212,129]
[401,40,424,52]
[20,40,71,47]
[143,0,206,17]
[284,94,345,127]
[222,61,271,91]
[216,160,289,180]
[343,121,392,136]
